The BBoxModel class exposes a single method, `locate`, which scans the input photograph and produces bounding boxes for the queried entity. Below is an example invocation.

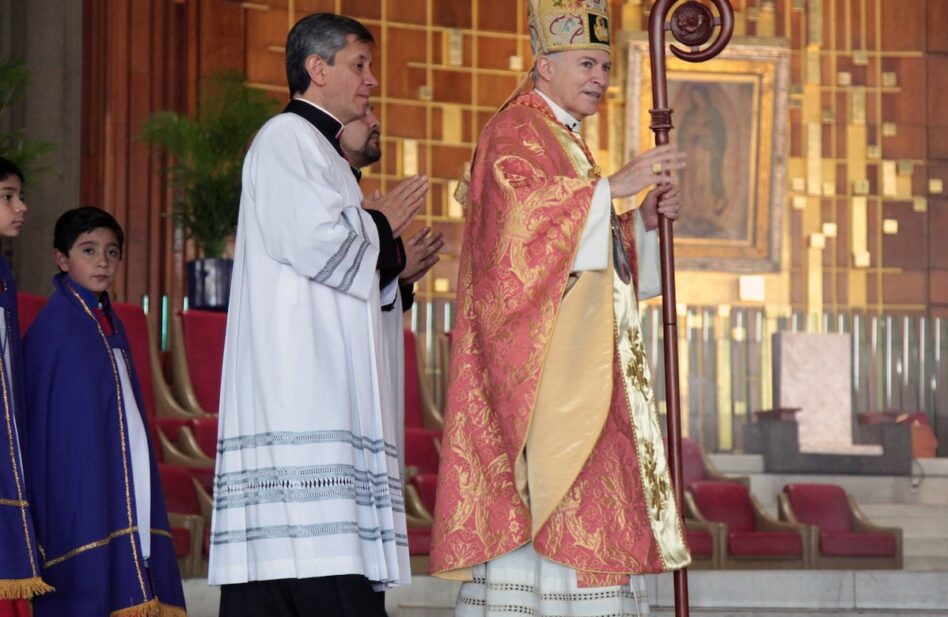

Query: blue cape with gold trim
[24,274,185,616]
[0,255,51,599]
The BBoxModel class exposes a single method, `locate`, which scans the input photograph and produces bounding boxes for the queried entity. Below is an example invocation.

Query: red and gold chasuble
[430,90,690,587]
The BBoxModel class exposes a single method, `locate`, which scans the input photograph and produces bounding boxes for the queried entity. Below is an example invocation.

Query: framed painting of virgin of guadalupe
[625,37,790,272]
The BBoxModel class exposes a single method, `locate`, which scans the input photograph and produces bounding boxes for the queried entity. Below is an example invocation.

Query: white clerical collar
[292,97,344,135]
[534,89,582,133]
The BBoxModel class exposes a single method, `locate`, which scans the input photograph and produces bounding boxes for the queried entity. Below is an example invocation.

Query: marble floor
[185,458,948,616]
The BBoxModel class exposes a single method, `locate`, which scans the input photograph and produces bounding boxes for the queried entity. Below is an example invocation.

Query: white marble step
[183,571,948,617]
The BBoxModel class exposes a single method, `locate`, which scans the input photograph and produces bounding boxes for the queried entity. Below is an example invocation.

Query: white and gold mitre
[528,0,611,56]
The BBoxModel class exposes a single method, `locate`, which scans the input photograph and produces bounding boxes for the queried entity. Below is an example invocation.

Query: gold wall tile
[806,47,822,85]
[837,72,852,87]
[882,160,897,197]
[931,178,944,194]
[867,145,881,159]
[897,176,912,198]
[622,0,643,31]
[882,72,898,87]
[582,114,600,153]
[757,1,776,37]
[882,122,897,137]
[739,275,766,302]
[792,177,806,192]
[851,88,866,124]
[853,179,869,195]
[793,196,808,210]
[822,222,838,238]
[434,277,450,293]
[446,180,464,219]
[882,219,899,235]
[418,85,432,100]
[716,313,733,449]
[508,55,524,71]
[822,181,836,196]
[853,50,869,65]
[807,244,823,318]
[914,197,928,212]
[853,251,871,268]
[733,10,747,37]
[898,160,914,175]
[809,233,826,249]
[402,139,419,176]
[851,196,868,257]
[442,104,462,144]
[807,123,822,195]
[807,0,823,46]
[447,29,463,67]
[849,270,867,304]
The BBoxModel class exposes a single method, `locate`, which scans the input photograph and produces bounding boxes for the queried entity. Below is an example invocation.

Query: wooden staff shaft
[646,2,734,616]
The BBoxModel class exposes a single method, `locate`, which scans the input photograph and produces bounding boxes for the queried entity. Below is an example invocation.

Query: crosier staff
[647,2,734,617]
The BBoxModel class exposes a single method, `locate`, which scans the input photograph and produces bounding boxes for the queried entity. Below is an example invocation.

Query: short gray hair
[530,51,564,84]
[285,13,374,97]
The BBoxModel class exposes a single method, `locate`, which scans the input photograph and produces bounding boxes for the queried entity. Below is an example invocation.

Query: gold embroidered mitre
[528,0,611,56]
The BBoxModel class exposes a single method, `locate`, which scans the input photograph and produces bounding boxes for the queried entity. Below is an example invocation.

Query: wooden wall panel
[81,0,948,322]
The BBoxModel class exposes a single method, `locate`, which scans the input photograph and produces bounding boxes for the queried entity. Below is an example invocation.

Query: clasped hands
[363,174,443,284]
[608,144,685,232]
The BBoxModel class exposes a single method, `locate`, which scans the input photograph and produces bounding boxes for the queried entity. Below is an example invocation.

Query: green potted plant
[140,71,278,310]
[0,59,54,177]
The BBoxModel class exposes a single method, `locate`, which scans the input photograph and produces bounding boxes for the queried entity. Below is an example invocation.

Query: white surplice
[208,107,409,589]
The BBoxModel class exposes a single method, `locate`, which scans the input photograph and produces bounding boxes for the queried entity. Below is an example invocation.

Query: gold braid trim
[43,526,137,569]
[0,576,55,599]
[158,603,189,617]
[111,598,160,617]
[109,599,189,617]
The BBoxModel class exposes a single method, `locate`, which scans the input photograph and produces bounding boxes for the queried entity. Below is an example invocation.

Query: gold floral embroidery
[642,442,670,521]
[625,327,650,395]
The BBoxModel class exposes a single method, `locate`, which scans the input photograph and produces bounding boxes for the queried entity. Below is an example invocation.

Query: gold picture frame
[625,37,790,272]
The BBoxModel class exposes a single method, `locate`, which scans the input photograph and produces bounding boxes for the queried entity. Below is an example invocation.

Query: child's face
[54,228,122,294]
[0,175,27,238]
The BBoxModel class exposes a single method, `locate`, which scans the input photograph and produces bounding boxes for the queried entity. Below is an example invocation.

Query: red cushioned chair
[112,303,215,492]
[112,302,209,422]
[407,519,433,575]
[410,472,438,516]
[157,464,205,578]
[171,310,227,416]
[404,329,443,430]
[172,417,219,467]
[436,331,452,413]
[16,291,46,336]
[0,600,30,617]
[689,481,811,569]
[779,483,902,570]
[682,492,726,569]
[404,427,440,479]
[680,437,750,491]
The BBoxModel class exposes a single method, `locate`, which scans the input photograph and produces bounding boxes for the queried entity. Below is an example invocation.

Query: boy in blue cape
[23,207,186,617]
[0,158,52,611]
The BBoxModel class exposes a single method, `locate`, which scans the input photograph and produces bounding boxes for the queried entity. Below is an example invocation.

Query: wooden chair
[683,492,726,569]
[690,481,811,569]
[404,329,443,430]
[680,436,750,491]
[157,464,205,578]
[16,291,46,335]
[170,310,227,416]
[779,483,902,570]
[112,302,208,421]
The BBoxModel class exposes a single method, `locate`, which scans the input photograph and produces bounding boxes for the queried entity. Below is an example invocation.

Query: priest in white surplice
[209,13,424,616]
